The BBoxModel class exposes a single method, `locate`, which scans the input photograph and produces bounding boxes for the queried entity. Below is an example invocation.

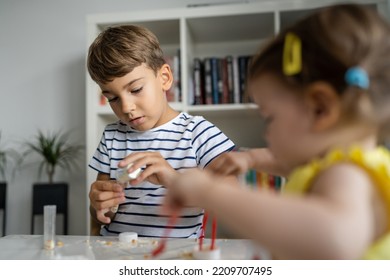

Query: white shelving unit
[85,0,387,233]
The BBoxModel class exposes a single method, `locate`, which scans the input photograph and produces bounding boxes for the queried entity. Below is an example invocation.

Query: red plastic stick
[151,213,178,257]
[210,217,217,250]
[199,211,209,251]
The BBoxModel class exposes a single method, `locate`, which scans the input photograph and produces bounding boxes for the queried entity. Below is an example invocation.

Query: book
[221,58,229,104]
[192,54,252,105]
[226,56,234,104]
[193,58,204,105]
[238,55,249,103]
[244,169,285,192]
[245,169,257,188]
[232,56,240,104]
[203,58,213,105]
[210,57,220,104]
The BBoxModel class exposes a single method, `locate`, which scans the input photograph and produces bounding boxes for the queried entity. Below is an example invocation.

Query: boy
[87,25,235,237]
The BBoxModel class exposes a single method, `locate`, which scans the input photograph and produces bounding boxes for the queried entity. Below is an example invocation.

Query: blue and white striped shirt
[89,112,235,238]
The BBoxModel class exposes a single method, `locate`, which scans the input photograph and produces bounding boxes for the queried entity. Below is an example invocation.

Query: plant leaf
[24,130,84,182]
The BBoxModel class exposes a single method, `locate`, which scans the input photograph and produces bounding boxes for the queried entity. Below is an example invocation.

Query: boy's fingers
[96,209,111,224]
[92,190,125,204]
[94,180,124,192]
[119,152,164,171]
[119,152,156,167]
[95,196,126,211]
[129,155,165,173]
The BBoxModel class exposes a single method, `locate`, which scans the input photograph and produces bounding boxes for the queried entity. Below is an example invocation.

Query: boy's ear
[159,64,173,92]
[304,82,341,132]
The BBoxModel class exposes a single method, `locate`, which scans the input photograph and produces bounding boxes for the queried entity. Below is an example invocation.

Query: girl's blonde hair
[249,4,390,135]
[87,25,165,84]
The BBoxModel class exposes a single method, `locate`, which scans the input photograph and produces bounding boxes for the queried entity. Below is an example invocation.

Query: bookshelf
[85,0,387,233]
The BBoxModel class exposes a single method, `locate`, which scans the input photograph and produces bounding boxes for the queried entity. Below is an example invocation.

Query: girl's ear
[304,82,341,132]
[159,64,173,92]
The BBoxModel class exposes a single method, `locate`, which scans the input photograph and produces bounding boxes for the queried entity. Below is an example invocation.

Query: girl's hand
[118,152,176,186]
[163,168,213,213]
[208,151,253,176]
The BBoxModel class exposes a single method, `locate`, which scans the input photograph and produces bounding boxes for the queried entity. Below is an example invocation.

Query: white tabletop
[0,235,269,260]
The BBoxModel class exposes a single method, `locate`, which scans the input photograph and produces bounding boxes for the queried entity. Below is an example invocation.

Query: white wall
[0,0,389,235]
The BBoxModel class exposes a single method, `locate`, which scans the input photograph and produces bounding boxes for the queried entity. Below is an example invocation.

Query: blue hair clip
[345,67,370,89]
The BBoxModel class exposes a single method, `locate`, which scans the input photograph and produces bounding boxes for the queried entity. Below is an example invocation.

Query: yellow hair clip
[283,32,302,76]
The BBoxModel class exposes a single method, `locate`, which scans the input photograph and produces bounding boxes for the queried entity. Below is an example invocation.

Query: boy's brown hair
[249,4,390,130]
[87,25,166,84]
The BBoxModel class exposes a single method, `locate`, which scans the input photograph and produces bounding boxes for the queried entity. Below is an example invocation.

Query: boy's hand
[208,151,253,176]
[89,179,125,224]
[118,152,176,186]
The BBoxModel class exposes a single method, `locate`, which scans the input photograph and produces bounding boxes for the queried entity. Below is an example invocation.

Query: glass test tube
[43,205,56,250]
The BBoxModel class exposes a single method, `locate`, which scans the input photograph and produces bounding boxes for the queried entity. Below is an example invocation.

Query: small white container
[116,164,142,183]
[119,232,138,243]
[111,164,142,213]
[192,246,221,260]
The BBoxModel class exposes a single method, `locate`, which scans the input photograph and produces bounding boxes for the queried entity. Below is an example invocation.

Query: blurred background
[1,0,389,236]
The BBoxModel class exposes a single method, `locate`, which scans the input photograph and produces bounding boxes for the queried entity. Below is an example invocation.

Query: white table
[0,235,269,260]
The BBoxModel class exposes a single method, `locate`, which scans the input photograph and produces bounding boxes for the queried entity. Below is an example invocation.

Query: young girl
[163,4,390,259]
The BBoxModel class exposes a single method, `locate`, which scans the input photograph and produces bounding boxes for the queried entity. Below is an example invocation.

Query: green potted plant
[24,130,83,234]
[25,130,83,184]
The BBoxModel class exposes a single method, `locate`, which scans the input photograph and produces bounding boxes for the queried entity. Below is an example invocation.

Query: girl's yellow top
[283,146,390,259]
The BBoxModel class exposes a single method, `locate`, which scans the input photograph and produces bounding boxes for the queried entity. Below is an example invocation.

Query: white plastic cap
[118,232,138,243]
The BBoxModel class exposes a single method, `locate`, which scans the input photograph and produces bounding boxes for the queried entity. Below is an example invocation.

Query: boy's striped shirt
[89,112,235,238]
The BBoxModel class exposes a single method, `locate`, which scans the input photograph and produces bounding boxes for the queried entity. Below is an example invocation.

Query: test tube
[43,205,56,250]
[110,164,142,213]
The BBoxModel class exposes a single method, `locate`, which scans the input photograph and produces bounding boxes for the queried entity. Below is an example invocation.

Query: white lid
[118,232,138,243]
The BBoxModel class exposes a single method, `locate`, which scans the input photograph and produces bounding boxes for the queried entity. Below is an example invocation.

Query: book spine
[221,58,229,104]
[203,58,213,105]
[193,58,203,105]
[211,57,219,104]
[226,56,234,104]
[238,56,247,103]
[232,56,240,104]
